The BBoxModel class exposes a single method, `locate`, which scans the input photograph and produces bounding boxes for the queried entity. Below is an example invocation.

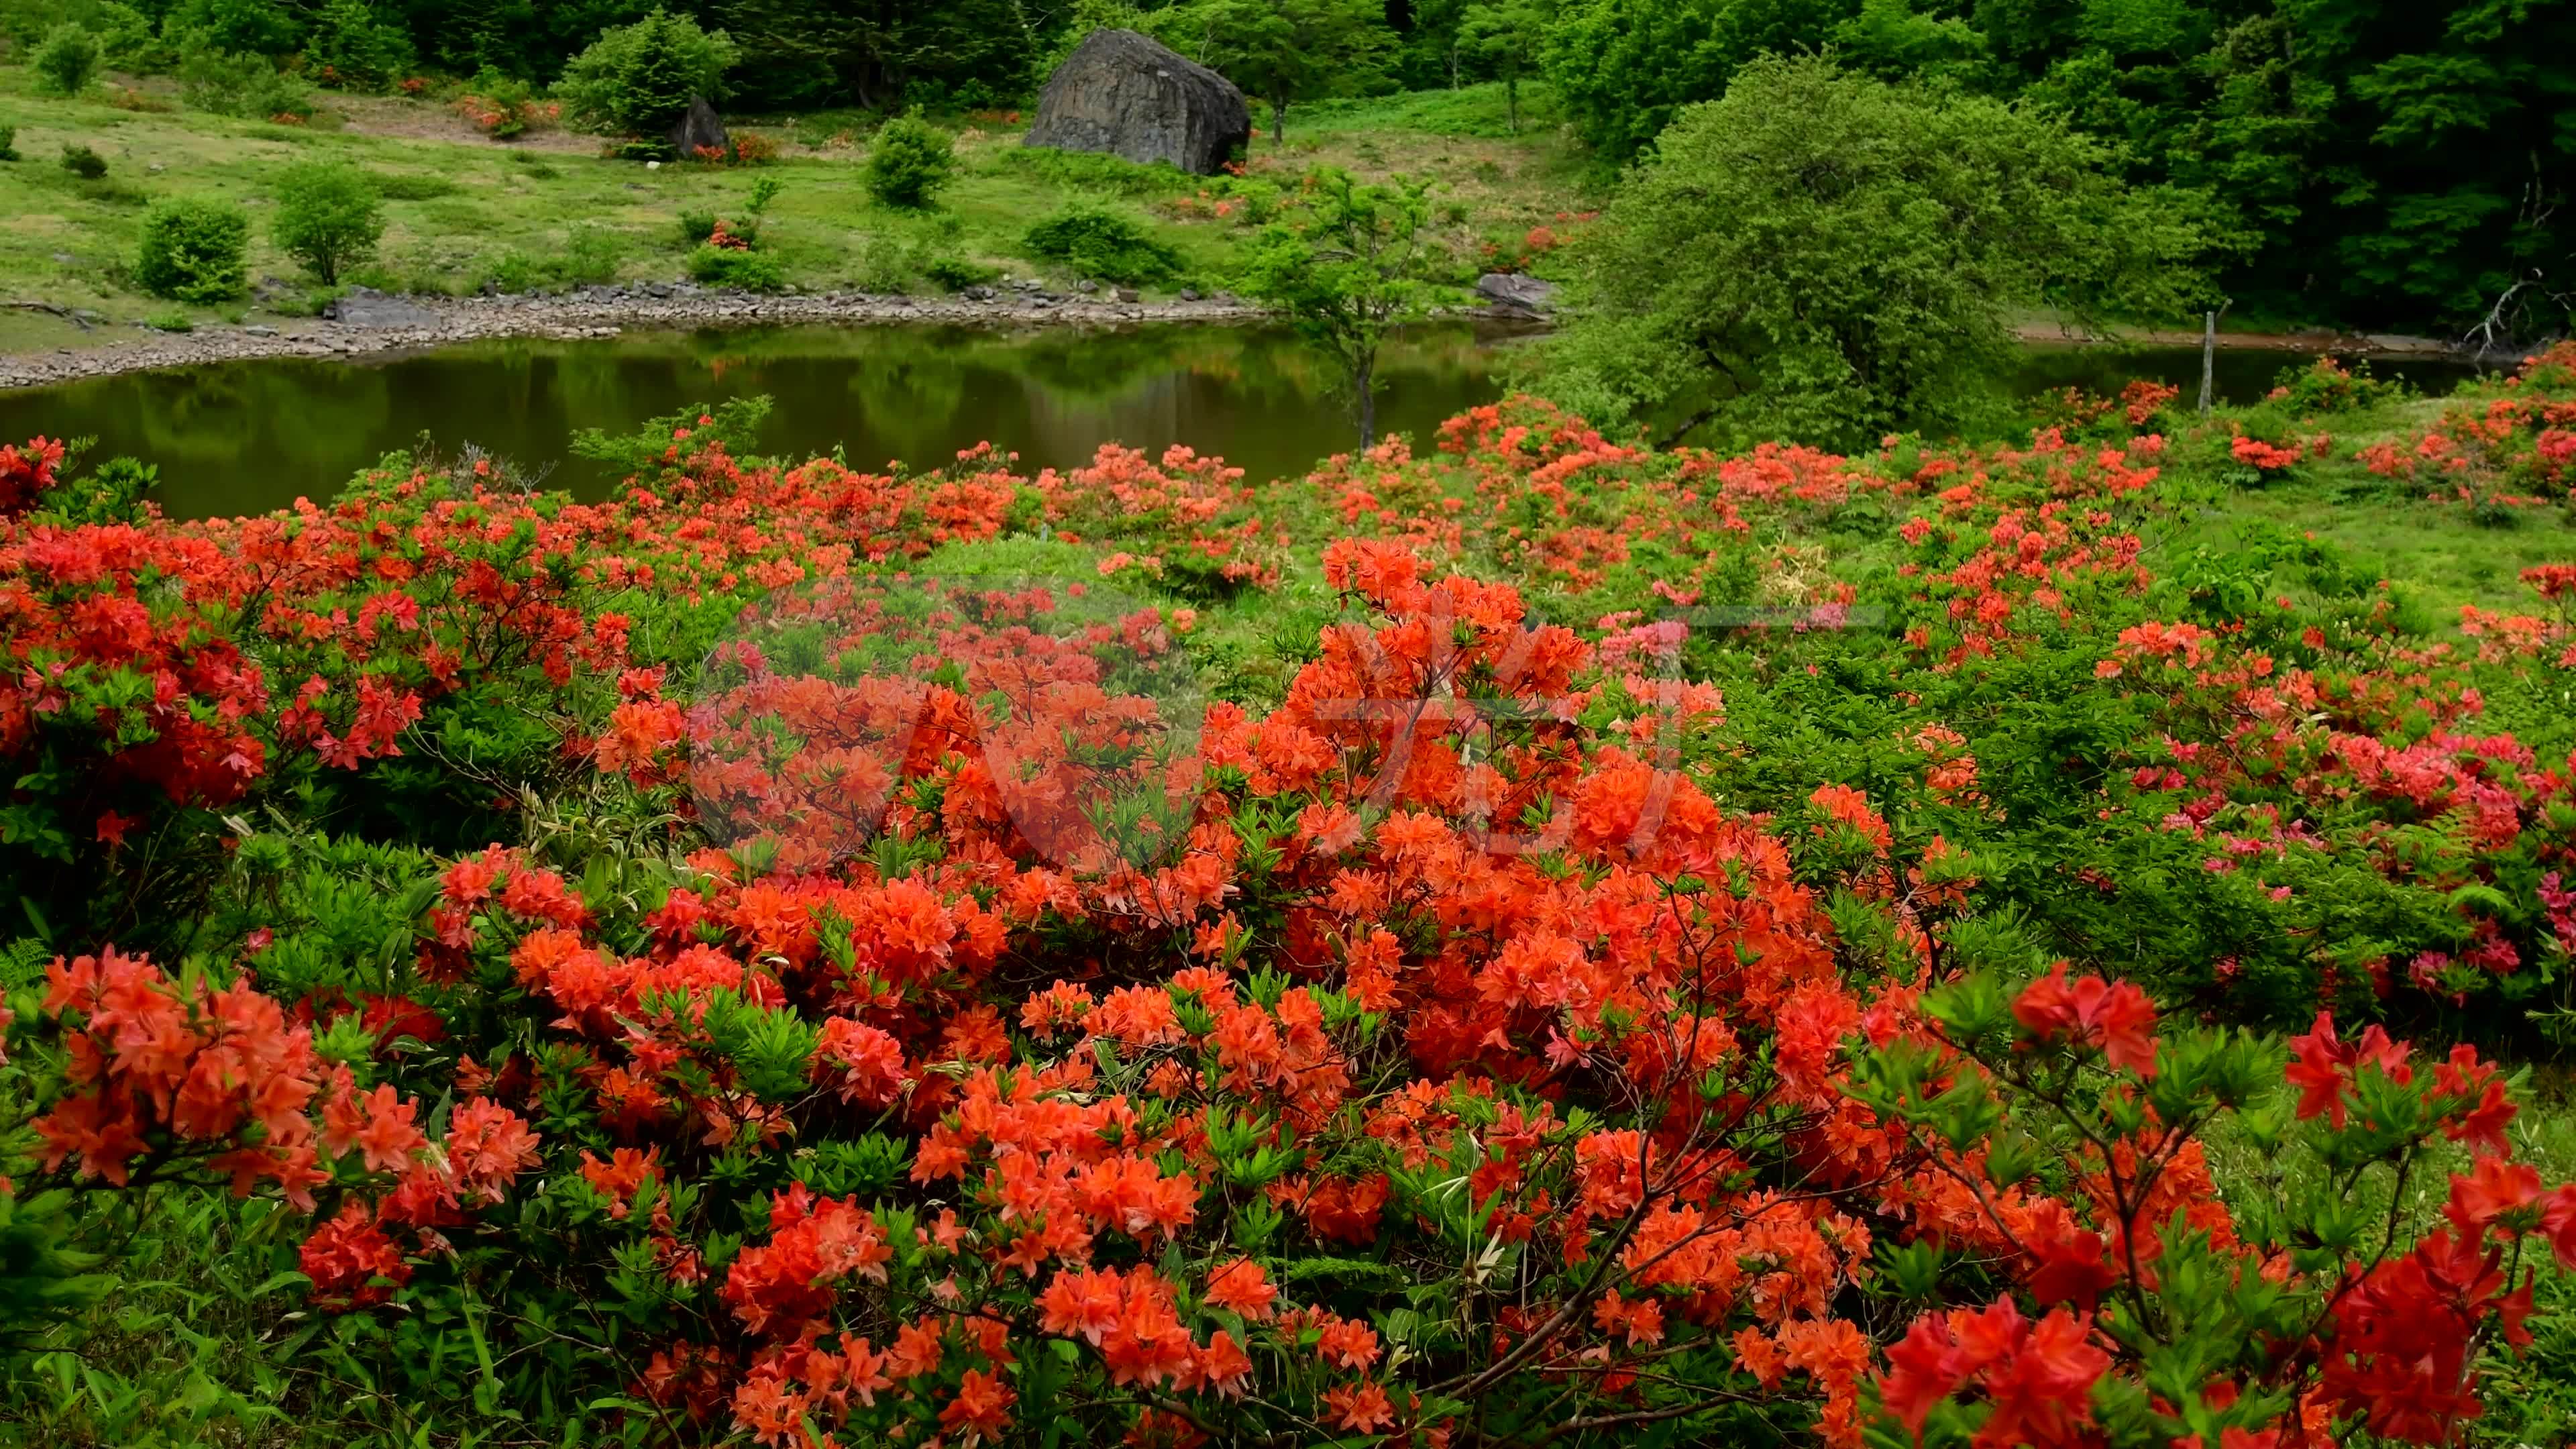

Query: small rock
[1078,280,1099,294]
[645,160,662,171]
[1116,287,1141,304]
[243,325,278,337]
[1181,287,1200,302]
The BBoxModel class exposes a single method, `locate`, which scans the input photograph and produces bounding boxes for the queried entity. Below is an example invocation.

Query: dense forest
[1,0,2567,335]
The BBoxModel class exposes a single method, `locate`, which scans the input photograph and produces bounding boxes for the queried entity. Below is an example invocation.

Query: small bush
[179,44,313,119]
[677,209,720,246]
[144,307,196,333]
[474,227,624,293]
[34,22,103,95]
[108,85,176,113]
[688,245,786,292]
[136,197,252,303]
[60,144,109,180]
[557,7,736,138]
[865,112,953,209]
[731,131,777,164]
[271,162,384,284]
[924,255,1001,292]
[560,225,625,286]
[1000,146,1191,197]
[2269,355,2406,415]
[1022,205,1182,286]
[371,172,458,201]
[851,233,926,292]
[0,127,17,162]
[454,67,558,138]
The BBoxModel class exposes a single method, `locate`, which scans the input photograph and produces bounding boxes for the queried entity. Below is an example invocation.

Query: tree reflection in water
[0,323,1532,519]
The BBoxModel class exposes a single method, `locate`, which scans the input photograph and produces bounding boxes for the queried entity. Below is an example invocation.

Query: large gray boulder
[1476,272,1559,315]
[668,96,729,158]
[1025,30,1250,176]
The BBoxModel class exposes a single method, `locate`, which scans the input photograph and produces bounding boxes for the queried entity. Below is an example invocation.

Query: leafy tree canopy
[1535,55,2210,451]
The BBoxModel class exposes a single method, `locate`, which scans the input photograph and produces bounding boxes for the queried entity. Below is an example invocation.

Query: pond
[0,325,2487,521]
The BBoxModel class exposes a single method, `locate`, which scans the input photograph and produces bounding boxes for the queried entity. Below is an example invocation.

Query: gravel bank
[0,283,1269,391]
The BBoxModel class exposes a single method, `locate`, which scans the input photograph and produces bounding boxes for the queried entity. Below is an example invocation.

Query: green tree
[1535,55,2208,451]
[305,0,415,89]
[557,7,738,138]
[1160,0,1395,143]
[166,0,301,54]
[32,21,102,93]
[271,162,385,283]
[1458,0,1548,131]
[863,111,954,209]
[1238,167,1442,448]
[1543,0,1847,162]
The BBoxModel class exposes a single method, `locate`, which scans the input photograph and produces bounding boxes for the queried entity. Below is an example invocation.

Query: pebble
[0,290,1269,390]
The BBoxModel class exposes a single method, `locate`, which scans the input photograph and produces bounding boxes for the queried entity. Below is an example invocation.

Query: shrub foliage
[5,350,2576,1447]
[133,195,250,302]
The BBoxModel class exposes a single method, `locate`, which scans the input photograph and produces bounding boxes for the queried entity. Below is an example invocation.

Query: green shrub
[59,143,108,179]
[688,244,785,292]
[304,0,412,91]
[559,225,625,286]
[2270,355,2406,415]
[1022,204,1182,286]
[136,196,251,303]
[924,254,1002,292]
[178,42,313,119]
[0,127,17,162]
[999,146,1191,197]
[557,7,737,138]
[34,22,103,95]
[271,162,384,284]
[370,171,458,201]
[677,209,720,245]
[865,112,954,209]
[144,307,196,332]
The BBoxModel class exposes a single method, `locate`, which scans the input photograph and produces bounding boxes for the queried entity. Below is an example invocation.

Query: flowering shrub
[453,78,559,140]
[6,354,2576,1444]
[2355,342,2576,507]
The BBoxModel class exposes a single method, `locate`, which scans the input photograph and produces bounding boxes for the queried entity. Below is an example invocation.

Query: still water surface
[0,323,2483,521]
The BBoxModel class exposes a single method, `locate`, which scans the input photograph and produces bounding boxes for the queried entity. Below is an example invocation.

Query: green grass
[0,66,1589,354]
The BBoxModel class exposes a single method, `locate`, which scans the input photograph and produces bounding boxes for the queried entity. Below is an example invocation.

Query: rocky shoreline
[0,283,1271,391]
[3,279,2504,393]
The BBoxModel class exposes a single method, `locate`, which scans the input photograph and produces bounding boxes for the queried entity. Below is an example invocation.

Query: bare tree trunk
[2197,299,2232,415]
[1356,355,1378,451]
[2197,309,2216,416]
[1506,73,1519,133]
[1271,95,1287,144]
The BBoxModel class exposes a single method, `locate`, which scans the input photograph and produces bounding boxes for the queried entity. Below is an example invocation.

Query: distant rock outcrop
[1024,30,1250,176]
[668,96,729,158]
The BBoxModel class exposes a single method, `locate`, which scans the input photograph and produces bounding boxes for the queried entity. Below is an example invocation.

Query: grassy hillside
[0,68,1587,354]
